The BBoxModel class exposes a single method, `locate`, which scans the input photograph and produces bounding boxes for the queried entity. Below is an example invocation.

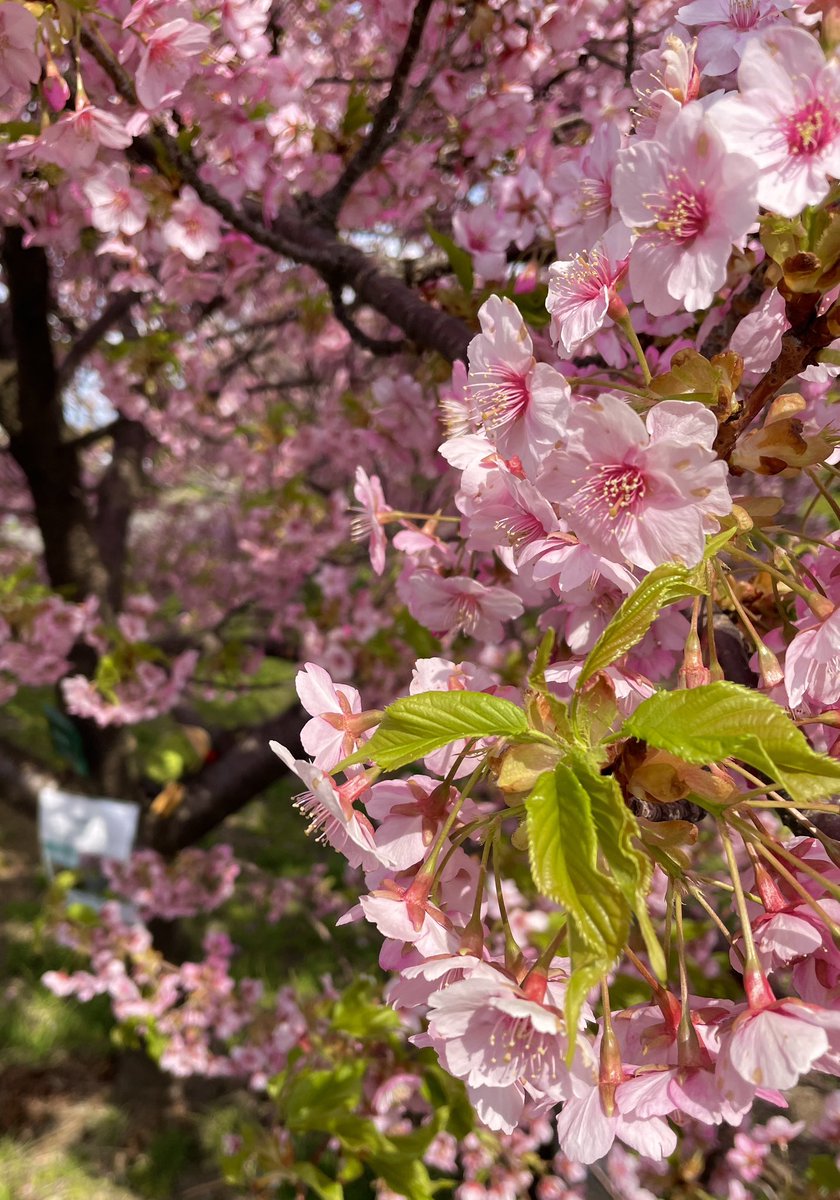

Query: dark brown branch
[0,228,110,602]
[95,418,148,611]
[81,23,473,364]
[144,706,303,855]
[58,290,140,385]
[65,416,127,452]
[316,0,436,225]
[327,280,407,355]
[714,296,838,461]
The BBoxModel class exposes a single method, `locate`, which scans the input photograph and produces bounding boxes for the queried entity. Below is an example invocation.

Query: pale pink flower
[359,873,460,959]
[616,1063,737,1126]
[708,28,840,217]
[295,661,374,771]
[405,571,524,642]
[467,295,570,477]
[269,741,389,871]
[37,107,133,170]
[162,186,222,261]
[556,1055,677,1164]
[716,996,840,1109]
[409,656,498,777]
[613,104,757,315]
[221,0,271,59]
[365,777,470,870]
[136,17,210,110]
[751,1115,805,1145]
[542,396,731,571]
[784,605,840,709]
[545,225,631,357]
[551,124,623,256]
[726,1130,770,1182]
[351,466,392,576]
[676,0,794,77]
[451,207,516,279]
[84,164,149,237]
[745,904,831,975]
[631,31,701,135]
[0,2,40,100]
[425,969,571,1133]
[459,470,561,565]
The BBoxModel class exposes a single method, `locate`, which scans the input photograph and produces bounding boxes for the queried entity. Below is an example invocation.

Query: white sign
[38,786,140,908]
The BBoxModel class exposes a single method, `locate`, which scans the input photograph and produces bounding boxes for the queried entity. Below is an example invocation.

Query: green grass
[0,896,114,1066]
[0,1137,138,1200]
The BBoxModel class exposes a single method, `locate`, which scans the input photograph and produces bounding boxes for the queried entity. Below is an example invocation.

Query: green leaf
[331,979,402,1039]
[526,759,630,1037]
[623,681,840,804]
[572,751,664,980]
[806,1153,840,1193]
[291,1163,344,1200]
[282,1061,367,1131]
[338,690,530,771]
[342,87,373,137]
[576,561,708,693]
[427,224,475,294]
[510,283,550,329]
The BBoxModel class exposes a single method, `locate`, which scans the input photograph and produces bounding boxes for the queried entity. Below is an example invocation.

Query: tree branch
[714,296,838,461]
[58,290,140,385]
[79,24,473,365]
[327,279,407,355]
[315,0,436,225]
[144,706,304,855]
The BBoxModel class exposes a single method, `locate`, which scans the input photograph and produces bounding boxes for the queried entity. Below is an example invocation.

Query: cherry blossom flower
[556,1053,678,1164]
[404,571,524,642]
[296,661,378,770]
[424,968,571,1133]
[452,208,517,280]
[365,777,478,870]
[676,0,794,77]
[351,466,392,575]
[136,18,211,110]
[613,105,757,315]
[467,295,570,477]
[551,124,624,256]
[631,31,701,135]
[783,605,840,709]
[269,741,388,871]
[84,164,149,237]
[409,657,498,777]
[542,395,731,570]
[716,996,840,1109]
[545,225,631,357]
[35,106,133,170]
[162,186,223,261]
[0,2,40,101]
[708,28,840,217]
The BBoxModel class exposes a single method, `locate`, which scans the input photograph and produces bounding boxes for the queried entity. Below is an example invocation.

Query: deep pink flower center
[581,464,647,519]
[728,0,761,32]
[494,508,545,548]
[472,362,530,433]
[653,176,709,243]
[784,97,836,157]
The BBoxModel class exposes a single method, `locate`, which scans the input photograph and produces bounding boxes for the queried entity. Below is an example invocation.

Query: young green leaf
[426,224,475,294]
[565,750,665,980]
[623,681,840,804]
[526,761,630,1036]
[576,562,707,693]
[339,690,530,771]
